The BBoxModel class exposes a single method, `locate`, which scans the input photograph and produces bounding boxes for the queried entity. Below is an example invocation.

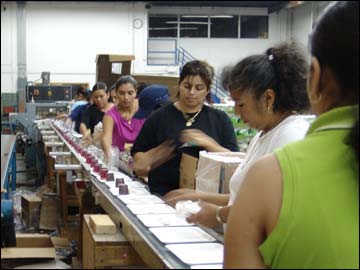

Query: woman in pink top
[101,76,145,162]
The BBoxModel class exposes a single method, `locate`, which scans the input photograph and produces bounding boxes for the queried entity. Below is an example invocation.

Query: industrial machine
[27,85,72,103]
[9,74,73,186]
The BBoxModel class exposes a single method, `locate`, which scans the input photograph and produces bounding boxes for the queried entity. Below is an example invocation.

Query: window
[147,39,177,65]
[148,14,269,39]
[180,15,208,38]
[240,16,268,38]
[210,15,239,38]
[149,14,177,38]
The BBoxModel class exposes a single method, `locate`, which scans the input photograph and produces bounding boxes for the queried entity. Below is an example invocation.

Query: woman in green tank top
[224,2,359,269]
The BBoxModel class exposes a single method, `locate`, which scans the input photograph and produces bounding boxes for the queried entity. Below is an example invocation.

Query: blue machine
[1,199,16,247]
[1,135,17,199]
[8,83,71,186]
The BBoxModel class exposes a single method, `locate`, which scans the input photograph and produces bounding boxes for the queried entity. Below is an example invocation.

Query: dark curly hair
[115,75,137,92]
[177,60,214,103]
[222,42,310,114]
[92,81,108,93]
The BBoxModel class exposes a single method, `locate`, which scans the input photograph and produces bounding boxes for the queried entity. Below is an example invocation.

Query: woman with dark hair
[101,75,145,161]
[65,89,92,133]
[71,86,90,112]
[80,82,113,144]
[224,2,359,268]
[131,60,239,196]
[165,42,311,228]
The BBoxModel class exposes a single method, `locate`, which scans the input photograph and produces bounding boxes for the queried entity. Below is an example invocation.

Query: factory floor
[3,153,142,269]
[2,153,76,269]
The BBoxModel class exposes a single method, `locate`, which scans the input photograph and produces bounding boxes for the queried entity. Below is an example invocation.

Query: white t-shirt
[228,115,310,206]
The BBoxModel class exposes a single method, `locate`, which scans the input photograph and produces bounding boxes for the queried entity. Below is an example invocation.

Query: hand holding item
[180,129,217,149]
[175,200,201,218]
[134,139,176,177]
[164,188,199,207]
[185,200,219,228]
[64,118,73,129]
[81,132,93,146]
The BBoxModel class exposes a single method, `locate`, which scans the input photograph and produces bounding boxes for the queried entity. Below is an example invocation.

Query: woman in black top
[80,82,113,144]
[131,60,239,196]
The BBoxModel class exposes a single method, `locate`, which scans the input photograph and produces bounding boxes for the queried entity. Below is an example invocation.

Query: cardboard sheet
[127,203,175,215]
[166,243,223,265]
[137,213,193,227]
[110,187,150,196]
[118,194,164,205]
[150,227,215,244]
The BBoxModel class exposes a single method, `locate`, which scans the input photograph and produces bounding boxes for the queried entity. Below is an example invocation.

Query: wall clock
[133,18,143,29]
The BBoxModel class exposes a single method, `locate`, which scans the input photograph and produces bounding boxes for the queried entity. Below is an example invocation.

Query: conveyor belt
[45,121,224,268]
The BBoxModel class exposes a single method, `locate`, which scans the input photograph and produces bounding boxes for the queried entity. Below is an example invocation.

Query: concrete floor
[2,153,73,269]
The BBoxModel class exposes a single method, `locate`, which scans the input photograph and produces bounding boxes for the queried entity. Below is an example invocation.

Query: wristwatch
[216,206,225,224]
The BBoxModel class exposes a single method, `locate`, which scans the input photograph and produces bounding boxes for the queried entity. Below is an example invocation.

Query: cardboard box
[1,234,56,259]
[39,193,60,230]
[89,214,116,234]
[21,194,41,228]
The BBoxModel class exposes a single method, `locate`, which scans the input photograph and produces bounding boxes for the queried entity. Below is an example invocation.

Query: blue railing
[146,39,229,102]
[176,46,229,102]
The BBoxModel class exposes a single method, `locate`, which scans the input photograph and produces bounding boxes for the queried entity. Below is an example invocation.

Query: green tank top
[259,105,359,269]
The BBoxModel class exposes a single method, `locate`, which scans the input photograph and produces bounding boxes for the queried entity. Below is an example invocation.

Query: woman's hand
[180,129,230,152]
[133,140,176,177]
[186,200,219,228]
[164,188,199,207]
[93,130,102,144]
[180,129,215,148]
[81,131,93,146]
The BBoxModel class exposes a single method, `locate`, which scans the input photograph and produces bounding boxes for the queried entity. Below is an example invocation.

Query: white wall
[1,1,322,94]
[1,2,18,93]
[25,1,135,85]
[291,2,314,47]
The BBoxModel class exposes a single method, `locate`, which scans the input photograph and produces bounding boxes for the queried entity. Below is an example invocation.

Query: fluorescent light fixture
[210,15,234,18]
[181,15,234,18]
[166,21,208,25]
[179,27,198,30]
[181,15,208,18]
[149,27,178,30]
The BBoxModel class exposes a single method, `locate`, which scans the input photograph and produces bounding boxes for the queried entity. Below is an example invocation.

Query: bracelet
[215,206,225,224]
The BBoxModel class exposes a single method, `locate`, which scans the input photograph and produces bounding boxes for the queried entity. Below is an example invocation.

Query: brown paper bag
[196,151,245,194]
[179,153,198,189]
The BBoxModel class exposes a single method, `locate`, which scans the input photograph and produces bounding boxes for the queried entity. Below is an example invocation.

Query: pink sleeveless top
[105,106,145,151]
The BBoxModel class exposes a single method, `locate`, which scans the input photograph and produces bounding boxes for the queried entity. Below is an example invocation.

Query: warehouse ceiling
[142,1,290,13]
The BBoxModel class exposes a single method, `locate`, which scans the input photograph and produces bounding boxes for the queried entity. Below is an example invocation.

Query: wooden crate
[2,234,55,259]
[82,214,143,269]
[74,182,94,261]
[21,194,41,228]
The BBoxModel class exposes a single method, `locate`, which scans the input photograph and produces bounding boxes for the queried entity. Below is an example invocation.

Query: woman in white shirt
[165,42,311,228]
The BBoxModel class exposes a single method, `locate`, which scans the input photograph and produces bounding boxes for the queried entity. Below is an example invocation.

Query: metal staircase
[176,46,229,103]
